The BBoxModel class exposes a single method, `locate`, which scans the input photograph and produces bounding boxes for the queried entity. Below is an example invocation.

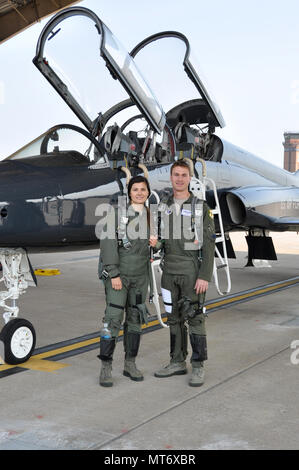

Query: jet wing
[33,6,165,135]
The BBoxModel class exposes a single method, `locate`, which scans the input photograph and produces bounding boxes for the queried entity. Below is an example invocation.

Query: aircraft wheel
[0,318,36,365]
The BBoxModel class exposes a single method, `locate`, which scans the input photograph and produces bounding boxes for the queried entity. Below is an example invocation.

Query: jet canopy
[130,31,225,130]
[33,6,165,136]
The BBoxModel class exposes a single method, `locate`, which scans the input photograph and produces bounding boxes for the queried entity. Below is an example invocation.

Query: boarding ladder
[145,187,169,329]
[186,158,231,296]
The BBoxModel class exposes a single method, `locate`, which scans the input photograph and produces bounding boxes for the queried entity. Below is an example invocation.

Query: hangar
[0,0,79,44]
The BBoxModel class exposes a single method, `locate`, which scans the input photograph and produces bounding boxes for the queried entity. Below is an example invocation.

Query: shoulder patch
[208,209,214,219]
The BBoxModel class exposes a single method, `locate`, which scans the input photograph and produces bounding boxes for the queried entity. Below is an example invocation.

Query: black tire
[0,318,36,365]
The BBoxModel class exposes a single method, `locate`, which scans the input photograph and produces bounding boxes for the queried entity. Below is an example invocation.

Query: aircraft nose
[0,160,60,246]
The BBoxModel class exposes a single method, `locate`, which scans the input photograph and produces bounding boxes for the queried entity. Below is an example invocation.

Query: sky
[1,0,299,168]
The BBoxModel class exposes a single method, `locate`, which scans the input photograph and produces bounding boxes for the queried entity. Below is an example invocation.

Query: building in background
[283,132,299,172]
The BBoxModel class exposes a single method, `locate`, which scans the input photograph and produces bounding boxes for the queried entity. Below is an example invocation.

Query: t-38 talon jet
[0,6,298,364]
[0,6,167,364]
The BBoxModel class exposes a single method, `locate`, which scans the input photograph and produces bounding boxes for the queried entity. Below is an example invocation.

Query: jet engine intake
[226,193,246,225]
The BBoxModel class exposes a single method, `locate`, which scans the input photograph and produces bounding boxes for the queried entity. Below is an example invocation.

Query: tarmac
[0,231,298,451]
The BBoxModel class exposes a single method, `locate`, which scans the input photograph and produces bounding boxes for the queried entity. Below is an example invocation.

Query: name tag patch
[181,209,192,216]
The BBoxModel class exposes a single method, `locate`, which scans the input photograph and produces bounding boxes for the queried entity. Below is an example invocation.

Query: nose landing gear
[0,248,37,365]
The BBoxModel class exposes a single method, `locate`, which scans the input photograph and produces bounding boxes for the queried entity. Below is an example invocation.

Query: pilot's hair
[170,160,191,175]
[127,175,151,200]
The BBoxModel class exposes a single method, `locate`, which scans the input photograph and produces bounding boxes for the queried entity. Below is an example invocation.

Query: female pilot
[98,175,157,387]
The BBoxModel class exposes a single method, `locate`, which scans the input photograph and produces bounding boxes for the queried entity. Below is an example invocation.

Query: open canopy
[130,31,225,129]
[33,6,165,135]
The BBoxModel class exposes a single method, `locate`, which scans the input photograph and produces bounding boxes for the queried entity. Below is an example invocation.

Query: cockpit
[8,7,226,170]
[5,124,108,166]
[129,31,226,164]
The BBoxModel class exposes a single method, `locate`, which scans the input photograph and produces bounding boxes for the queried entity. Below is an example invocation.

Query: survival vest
[157,194,204,250]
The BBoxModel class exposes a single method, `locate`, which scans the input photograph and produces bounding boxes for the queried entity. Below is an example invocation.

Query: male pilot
[155,160,215,386]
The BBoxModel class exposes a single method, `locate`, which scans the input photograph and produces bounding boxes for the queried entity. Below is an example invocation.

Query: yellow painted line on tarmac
[0,321,161,372]
[142,278,299,325]
[205,279,299,311]
[142,318,165,329]
[33,337,100,361]
[0,357,69,372]
[18,358,69,372]
[0,278,298,373]
[0,337,100,372]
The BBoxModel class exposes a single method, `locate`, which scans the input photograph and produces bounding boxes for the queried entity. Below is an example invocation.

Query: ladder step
[217,264,228,269]
[190,174,231,295]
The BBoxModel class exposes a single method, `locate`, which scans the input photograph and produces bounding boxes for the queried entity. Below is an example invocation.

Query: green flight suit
[98,204,151,362]
[158,193,215,367]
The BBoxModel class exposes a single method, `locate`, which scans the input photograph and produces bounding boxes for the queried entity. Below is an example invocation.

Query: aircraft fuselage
[0,135,299,253]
